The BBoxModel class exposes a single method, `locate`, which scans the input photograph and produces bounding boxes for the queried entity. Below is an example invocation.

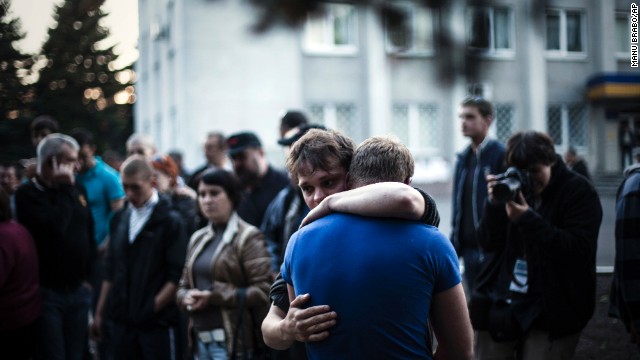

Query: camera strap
[509,258,529,294]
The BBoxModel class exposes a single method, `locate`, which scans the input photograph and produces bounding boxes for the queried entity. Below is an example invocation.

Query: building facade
[136,0,640,174]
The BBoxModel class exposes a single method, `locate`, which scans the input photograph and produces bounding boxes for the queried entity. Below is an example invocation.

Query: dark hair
[506,131,557,169]
[199,169,242,209]
[0,187,10,222]
[0,162,22,179]
[461,97,494,118]
[70,127,95,147]
[206,132,226,148]
[31,115,59,134]
[286,129,355,183]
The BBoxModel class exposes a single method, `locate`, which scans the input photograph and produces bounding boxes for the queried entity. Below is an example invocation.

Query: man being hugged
[281,135,472,359]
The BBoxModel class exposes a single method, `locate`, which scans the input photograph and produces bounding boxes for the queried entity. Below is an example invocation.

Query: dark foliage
[32,0,133,154]
[0,0,35,161]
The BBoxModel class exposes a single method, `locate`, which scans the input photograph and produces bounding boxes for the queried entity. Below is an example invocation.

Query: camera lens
[493,182,515,203]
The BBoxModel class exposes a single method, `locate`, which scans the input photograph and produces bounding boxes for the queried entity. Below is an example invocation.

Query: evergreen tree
[0,0,35,162]
[34,0,133,152]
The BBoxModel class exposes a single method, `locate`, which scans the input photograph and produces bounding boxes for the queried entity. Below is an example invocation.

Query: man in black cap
[279,110,309,139]
[227,131,289,227]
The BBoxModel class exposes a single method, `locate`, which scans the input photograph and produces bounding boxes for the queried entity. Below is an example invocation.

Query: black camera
[492,167,530,204]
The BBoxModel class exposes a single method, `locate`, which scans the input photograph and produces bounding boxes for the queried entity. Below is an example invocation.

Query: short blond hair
[121,155,154,180]
[348,135,414,187]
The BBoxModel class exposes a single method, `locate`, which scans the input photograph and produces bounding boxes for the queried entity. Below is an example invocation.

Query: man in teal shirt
[71,128,125,249]
[71,128,125,359]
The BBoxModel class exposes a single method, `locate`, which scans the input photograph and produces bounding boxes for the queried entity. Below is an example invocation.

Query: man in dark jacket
[451,97,506,292]
[471,131,602,359]
[609,158,640,347]
[227,131,289,227]
[92,156,188,360]
[15,133,96,360]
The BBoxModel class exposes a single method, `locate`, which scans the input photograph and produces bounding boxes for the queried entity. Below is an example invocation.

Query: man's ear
[404,176,412,185]
[485,115,494,127]
[150,173,158,188]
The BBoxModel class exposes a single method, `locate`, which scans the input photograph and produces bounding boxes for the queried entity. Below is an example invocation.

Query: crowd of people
[0,100,638,360]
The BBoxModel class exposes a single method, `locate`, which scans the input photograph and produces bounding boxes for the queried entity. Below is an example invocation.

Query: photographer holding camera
[469,131,602,360]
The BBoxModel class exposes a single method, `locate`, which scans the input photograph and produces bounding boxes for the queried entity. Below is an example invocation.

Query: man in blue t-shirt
[281,136,473,359]
[71,128,125,360]
[71,128,125,249]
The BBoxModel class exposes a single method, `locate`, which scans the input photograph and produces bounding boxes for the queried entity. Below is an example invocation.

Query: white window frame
[466,6,515,58]
[390,102,441,158]
[307,102,362,140]
[547,103,588,154]
[302,3,359,56]
[545,9,587,60]
[616,12,631,59]
[385,1,436,56]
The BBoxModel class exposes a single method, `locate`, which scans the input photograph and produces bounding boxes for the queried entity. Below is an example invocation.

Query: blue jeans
[196,339,229,360]
[37,285,91,360]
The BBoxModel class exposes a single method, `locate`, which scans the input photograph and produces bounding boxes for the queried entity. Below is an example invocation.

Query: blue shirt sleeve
[104,170,125,201]
[280,231,299,285]
[431,231,463,294]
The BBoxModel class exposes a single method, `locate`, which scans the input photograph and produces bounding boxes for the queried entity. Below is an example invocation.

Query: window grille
[568,103,587,147]
[391,104,410,145]
[494,103,514,143]
[547,103,588,149]
[335,103,360,141]
[307,103,360,141]
[547,105,563,145]
[417,104,440,148]
[308,104,325,125]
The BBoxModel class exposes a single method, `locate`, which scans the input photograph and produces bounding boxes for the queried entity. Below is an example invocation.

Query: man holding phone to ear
[15,133,97,360]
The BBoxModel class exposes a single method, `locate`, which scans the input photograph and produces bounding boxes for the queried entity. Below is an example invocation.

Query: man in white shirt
[92,156,188,360]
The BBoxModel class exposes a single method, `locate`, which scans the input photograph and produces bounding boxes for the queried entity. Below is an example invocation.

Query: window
[494,103,515,144]
[546,9,586,57]
[467,83,493,100]
[467,6,514,56]
[391,103,441,156]
[385,2,435,55]
[616,13,630,57]
[303,3,358,55]
[547,103,588,152]
[308,102,363,141]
